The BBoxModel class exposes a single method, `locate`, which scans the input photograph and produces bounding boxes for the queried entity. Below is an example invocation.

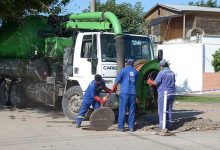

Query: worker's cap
[159,59,167,67]
[127,59,134,65]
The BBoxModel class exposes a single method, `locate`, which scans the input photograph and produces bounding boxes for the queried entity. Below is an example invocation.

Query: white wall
[158,43,204,92]
[202,35,220,72]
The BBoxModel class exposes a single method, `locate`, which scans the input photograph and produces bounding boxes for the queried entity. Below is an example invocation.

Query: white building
[157,35,220,92]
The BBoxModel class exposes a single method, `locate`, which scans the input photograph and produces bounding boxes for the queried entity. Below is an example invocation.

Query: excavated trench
[110,108,220,135]
[105,117,219,136]
[142,117,220,131]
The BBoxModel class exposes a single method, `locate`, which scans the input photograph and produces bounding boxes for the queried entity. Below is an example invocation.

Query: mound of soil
[175,117,220,132]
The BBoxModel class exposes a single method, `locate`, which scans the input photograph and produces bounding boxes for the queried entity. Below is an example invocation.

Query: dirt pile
[136,117,220,133]
[175,117,220,132]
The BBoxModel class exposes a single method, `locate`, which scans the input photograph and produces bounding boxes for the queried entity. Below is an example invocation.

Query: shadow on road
[0,99,64,119]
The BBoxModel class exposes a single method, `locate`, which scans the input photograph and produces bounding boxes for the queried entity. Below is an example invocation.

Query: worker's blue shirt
[83,79,105,101]
[154,67,176,96]
[115,66,138,95]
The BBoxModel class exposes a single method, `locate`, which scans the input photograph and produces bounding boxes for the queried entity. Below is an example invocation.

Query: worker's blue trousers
[76,99,100,126]
[158,94,175,129]
[118,93,136,129]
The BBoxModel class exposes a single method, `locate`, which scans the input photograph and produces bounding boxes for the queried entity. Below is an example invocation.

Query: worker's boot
[129,128,134,132]
[117,128,124,132]
[75,123,81,128]
[75,119,81,128]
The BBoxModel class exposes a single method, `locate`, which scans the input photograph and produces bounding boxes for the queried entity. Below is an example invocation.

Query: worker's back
[155,67,175,95]
[115,65,138,95]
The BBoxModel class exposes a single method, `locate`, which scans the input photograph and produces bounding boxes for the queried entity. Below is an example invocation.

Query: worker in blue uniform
[147,59,176,130]
[112,59,138,132]
[76,74,112,128]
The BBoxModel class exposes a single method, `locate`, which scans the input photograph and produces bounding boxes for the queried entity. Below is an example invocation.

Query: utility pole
[91,0,96,12]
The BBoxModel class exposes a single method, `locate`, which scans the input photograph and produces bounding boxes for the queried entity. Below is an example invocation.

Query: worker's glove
[94,96,106,106]
[146,78,154,86]
[99,99,105,106]
[112,84,117,93]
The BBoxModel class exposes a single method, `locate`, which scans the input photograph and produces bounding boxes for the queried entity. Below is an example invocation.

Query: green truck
[0,12,161,119]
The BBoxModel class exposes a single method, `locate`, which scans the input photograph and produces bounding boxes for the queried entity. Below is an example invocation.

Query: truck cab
[61,32,157,120]
[71,32,154,90]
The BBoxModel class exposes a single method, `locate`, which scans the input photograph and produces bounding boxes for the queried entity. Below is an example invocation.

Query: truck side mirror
[157,49,163,61]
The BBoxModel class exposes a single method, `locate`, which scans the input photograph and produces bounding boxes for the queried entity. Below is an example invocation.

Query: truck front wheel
[62,86,83,120]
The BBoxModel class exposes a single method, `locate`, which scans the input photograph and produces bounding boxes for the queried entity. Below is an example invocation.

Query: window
[124,35,153,61]
[81,35,92,58]
[100,33,153,62]
[158,9,160,16]
[100,34,116,62]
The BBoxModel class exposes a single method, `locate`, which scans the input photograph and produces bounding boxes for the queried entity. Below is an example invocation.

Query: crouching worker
[76,74,112,128]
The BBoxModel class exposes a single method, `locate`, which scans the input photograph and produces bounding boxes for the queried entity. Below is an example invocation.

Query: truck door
[73,33,98,88]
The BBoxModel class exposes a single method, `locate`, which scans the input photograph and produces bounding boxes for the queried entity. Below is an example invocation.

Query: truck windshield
[100,34,153,62]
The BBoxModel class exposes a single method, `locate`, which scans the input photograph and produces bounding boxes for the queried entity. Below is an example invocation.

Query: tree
[212,49,220,72]
[83,0,145,34]
[188,0,218,7]
[0,0,70,23]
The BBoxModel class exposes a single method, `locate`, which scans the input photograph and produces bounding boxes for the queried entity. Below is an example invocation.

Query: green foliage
[212,49,220,72]
[0,0,70,23]
[188,0,218,7]
[83,0,145,34]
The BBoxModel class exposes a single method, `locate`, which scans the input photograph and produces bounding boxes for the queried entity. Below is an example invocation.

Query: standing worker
[76,74,112,128]
[147,59,176,130]
[112,59,138,132]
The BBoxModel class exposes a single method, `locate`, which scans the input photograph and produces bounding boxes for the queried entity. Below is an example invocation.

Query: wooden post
[183,14,186,38]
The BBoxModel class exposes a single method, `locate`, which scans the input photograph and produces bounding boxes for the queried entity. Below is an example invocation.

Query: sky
[63,0,220,14]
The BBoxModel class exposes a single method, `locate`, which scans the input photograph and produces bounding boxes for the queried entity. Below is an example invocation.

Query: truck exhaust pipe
[115,35,125,73]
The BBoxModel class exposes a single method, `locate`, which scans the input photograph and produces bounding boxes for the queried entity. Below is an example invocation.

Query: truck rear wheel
[62,86,83,120]
[0,80,9,105]
[9,81,26,108]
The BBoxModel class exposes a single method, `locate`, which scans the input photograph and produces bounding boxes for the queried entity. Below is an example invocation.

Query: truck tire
[9,81,26,108]
[62,86,83,120]
[0,80,9,105]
